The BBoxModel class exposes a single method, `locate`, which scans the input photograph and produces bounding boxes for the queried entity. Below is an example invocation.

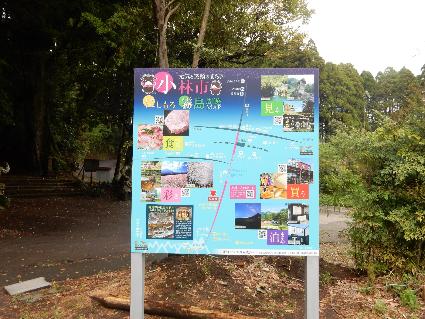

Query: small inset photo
[283,100,314,132]
[141,161,161,202]
[235,203,261,229]
[176,206,192,221]
[163,110,190,136]
[187,162,213,188]
[287,159,313,184]
[261,203,288,230]
[161,161,188,188]
[287,224,309,245]
[288,203,309,224]
[137,124,163,150]
[259,172,287,199]
[147,205,174,239]
[174,206,193,240]
[300,146,313,155]
[261,75,289,100]
[286,75,314,103]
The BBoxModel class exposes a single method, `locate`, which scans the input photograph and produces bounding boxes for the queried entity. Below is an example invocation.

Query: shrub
[399,288,418,311]
[320,105,425,272]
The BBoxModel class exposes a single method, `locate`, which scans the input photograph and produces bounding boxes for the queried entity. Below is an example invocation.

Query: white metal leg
[304,256,320,319]
[130,253,145,319]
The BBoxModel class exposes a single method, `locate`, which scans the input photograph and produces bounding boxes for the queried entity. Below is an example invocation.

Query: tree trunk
[90,293,261,319]
[31,55,49,175]
[113,123,126,182]
[152,0,180,68]
[154,0,168,68]
[192,0,212,68]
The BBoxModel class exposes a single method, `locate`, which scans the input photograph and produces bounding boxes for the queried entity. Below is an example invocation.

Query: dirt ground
[0,243,424,319]
[0,198,424,318]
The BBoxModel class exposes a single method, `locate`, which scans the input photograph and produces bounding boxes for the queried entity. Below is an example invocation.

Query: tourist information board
[131,68,319,256]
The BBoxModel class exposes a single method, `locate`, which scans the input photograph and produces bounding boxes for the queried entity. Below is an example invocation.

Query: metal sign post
[304,255,320,319]
[130,253,145,319]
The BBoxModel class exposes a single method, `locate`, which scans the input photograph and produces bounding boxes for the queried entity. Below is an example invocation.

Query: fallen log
[90,293,262,319]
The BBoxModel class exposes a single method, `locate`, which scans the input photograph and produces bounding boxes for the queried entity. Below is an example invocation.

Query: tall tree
[1,0,316,175]
[360,71,377,130]
[319,63,365,139]
[152,0,181,67]
[373,67,422,120]
[192,0,212,68]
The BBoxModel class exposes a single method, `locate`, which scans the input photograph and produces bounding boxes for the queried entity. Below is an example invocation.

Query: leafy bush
[399,288,419,311]
[320,105,425,272]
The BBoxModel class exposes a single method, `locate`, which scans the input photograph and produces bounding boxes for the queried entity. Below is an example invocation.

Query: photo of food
[235,203,261,229]
[147,205,174,239]
[163,110,190,136]
[176,206,192,221]
[137,124,163,150]
[187,162,213,188]
[261,203,288,230]
[140,74,155,94]
[161,161,188,188]
[260,172,287,199]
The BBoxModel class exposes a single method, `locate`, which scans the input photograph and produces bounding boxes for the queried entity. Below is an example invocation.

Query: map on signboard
[132,68,319,256]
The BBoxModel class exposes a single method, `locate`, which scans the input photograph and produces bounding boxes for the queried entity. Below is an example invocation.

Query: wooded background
[1,0,425,271]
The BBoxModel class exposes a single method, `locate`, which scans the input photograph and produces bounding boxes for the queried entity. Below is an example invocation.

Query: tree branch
[165,0,176,11]
[90,293,261,319]
[164,3,180,29]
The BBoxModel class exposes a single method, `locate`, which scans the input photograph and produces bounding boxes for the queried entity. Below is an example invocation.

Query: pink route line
[208,129,240,237]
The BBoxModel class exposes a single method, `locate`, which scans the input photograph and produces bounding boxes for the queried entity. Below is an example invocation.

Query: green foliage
[1,0,319,173]
[358,285,373,295]
[321,101,425,272]
[385,275,421,311]
[399,288,419,310]
[373,299,387,314]
[319,63,366,139]
[262,209,288,228]
[319,271,334,285]
[80,124,120,160]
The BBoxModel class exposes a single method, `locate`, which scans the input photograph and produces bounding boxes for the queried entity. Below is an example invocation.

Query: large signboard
[132,68,319,256]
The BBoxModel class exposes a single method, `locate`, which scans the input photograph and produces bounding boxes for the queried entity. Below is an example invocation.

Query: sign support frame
[131,67,320,319]
[130,253,145,319]
[129,254,320,319]
[304,255,320,319]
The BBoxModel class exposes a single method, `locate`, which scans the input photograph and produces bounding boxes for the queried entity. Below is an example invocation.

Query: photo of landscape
[235,203,261,229]
[161,161,188,188]
[261,203,288,230]
[187,162,213,188]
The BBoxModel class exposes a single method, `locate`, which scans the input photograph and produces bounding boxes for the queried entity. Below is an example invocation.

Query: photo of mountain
[161,161,188,188]
[235,203,261,229]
